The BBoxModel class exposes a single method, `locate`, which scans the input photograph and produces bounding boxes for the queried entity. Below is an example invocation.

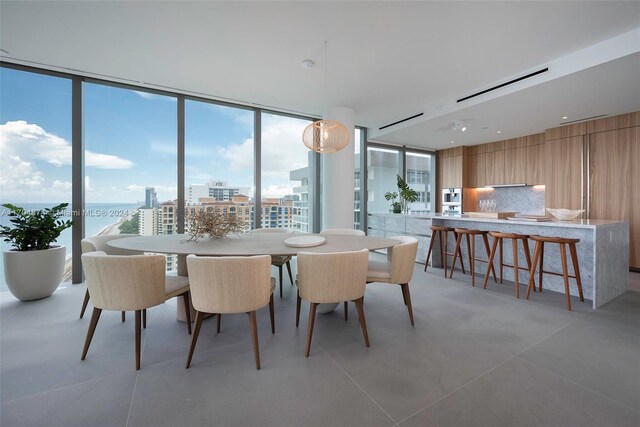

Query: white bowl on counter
[546,208,585,221]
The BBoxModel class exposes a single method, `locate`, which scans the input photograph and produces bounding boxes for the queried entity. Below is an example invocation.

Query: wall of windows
[0,67,72,289]
[0,63,437,285]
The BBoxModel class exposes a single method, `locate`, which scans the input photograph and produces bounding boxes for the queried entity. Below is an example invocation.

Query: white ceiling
[1,1,640,149]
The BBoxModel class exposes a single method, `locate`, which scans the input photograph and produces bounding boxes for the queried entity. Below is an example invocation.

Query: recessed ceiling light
[497,130,502,134]
[461,127,467,132]
[562,116,568,120]
[301,59,315,69]
[450,140,454,144]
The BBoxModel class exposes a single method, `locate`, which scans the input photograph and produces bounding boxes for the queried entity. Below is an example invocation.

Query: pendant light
[302,41,349,154]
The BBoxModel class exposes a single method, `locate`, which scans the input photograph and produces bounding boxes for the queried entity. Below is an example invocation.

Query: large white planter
[3,245,66,301]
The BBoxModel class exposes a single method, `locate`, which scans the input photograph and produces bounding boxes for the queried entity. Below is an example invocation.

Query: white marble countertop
[368,213,434,219]
[432,214,627,229]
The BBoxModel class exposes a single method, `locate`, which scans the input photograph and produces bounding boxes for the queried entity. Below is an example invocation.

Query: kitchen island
[430,216,629,308]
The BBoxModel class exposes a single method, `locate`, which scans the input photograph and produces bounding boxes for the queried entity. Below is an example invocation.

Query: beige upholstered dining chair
[251,228,294,298]
[366,236,419,326]
[296,249,370,357]
[320,228,365,236]
[185,255,275,370]
[80,252,191,370]
[80,234,140,322]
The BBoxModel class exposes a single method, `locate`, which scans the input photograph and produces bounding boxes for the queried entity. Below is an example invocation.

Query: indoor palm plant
[1,203,73,301]
[396,175,419,214]
[384,191,402,213]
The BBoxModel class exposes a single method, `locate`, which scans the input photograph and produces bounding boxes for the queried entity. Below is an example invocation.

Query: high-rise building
[138,207,159,235]
[145,187,158,209]
[187,181,250,205]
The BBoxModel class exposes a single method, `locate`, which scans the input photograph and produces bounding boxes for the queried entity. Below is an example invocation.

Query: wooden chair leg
[466,234,473,276]
[438,230,445,275]
[80,289,90,319]
[81,307,102,360]
[248,311,261,370]
[295,290,302,327]
[456,232,466,274]
[560,243,572,311]
[182,292,192,335]
[186,311,205,368]
[269,294,275,334]
[569,243,584,302]
[449,233,463,278]
[512,238,520,299]
[286,261,294,286]
[121,311,126,322]
[216,313,221,334]
[278,265,284,298]
[354,297,371,346]
[522,238,536,292]
[442,231,449,274]
[424,230,436,272]
[526,241,541,299]
[483,237,499,289]
[482,233,497,282]
[400,284,415,326]
[135,310,142,370]
[142,309,147,329]
[305,302,318,357]
[344,301,348,321]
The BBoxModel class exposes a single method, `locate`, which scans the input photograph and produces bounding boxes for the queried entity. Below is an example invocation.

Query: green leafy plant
[0,203,73,251]
[396,174,419,213]
[384,191,402,213]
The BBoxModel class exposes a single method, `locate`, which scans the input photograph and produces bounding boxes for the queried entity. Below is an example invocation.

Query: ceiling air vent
[560,114,607,125]
[379,112,424,131]
[457,67,549,103]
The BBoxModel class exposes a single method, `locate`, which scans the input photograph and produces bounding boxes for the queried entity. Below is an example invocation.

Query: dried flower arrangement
[186,210,246,241]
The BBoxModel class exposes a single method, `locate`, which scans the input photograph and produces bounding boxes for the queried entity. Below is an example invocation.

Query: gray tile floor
[1,258,639,427]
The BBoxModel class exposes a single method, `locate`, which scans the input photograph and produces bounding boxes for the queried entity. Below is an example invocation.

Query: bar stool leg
[456,232,466,274]
[527,241,542,299]
[499,237,504,283]
[538,242,544,292]
[470,235,476,287]
[522,238,536,292]
[465,234,472,275]
[512,238,519,299]
[559,243,572,311]
[482,233,497,282]
[442,231,448,276]
[449,233,463,279]
[424,230,437,272]
[483,236,499,289]
[569,243,584,302]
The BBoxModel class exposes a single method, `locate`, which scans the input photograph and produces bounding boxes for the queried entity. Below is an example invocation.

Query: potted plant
[1,203,72,301]
[396,174,419,214]
[385,191,402,213]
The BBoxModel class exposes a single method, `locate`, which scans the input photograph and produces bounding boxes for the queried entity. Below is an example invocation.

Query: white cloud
[52,180,72,191]
[133,91,173,102]
[1,120,134,170]
[84,176,94,191]
[262,184,295,198]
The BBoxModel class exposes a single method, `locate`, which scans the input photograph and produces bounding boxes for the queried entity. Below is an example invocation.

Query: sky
[0,67,315,204]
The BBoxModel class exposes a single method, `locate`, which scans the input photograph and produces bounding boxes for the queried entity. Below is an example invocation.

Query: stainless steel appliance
[442,188,462,215]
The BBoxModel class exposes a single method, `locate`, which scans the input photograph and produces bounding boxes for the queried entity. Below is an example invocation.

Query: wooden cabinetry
[632,128,640,268]
[485,150,504,186]
[544,136,583,210]
[504,144,545,185]
[440,155,463,188]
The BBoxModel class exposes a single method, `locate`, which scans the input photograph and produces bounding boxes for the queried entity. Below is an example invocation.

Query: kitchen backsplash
[474,186,545,215]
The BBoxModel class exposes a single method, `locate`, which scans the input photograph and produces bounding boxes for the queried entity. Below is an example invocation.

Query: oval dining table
[108,232,399,320]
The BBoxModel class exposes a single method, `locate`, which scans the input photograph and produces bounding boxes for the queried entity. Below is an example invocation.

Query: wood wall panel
[467,153,485,188]
[629,127,640,268]
[544,136,583,210]
[504,147,527,184]
[526,144,545,185]
[589,129,631,221]
[441,155,463,189]
[586,112,640,134]
[485,150,504,186]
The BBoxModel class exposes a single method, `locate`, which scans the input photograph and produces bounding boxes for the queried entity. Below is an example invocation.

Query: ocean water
[0,203,138,291]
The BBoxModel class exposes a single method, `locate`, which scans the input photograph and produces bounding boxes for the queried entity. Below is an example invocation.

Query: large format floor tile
[400,357,640,427]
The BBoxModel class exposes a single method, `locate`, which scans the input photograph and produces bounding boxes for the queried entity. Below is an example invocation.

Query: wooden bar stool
[526,235,584,311]
[482,232,535,298]
[424,225,465,277]
[449,228,497,287]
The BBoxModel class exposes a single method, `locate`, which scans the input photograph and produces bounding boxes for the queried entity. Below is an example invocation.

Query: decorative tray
[507,216,552,222]
[284,235,326,248]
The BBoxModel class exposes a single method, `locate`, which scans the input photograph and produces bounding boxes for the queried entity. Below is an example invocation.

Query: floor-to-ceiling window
[354,128,363,229]
[83,82,178,271]
[261,112,313,231]
[366,146,402,214]
[406,151,433,214]
[0,67,73,288]
[184,100,255,232]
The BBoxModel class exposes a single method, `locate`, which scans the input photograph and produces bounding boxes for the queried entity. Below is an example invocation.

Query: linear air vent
[379,112,424,130]
[560,114,607,125]
[457,67,549,103]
